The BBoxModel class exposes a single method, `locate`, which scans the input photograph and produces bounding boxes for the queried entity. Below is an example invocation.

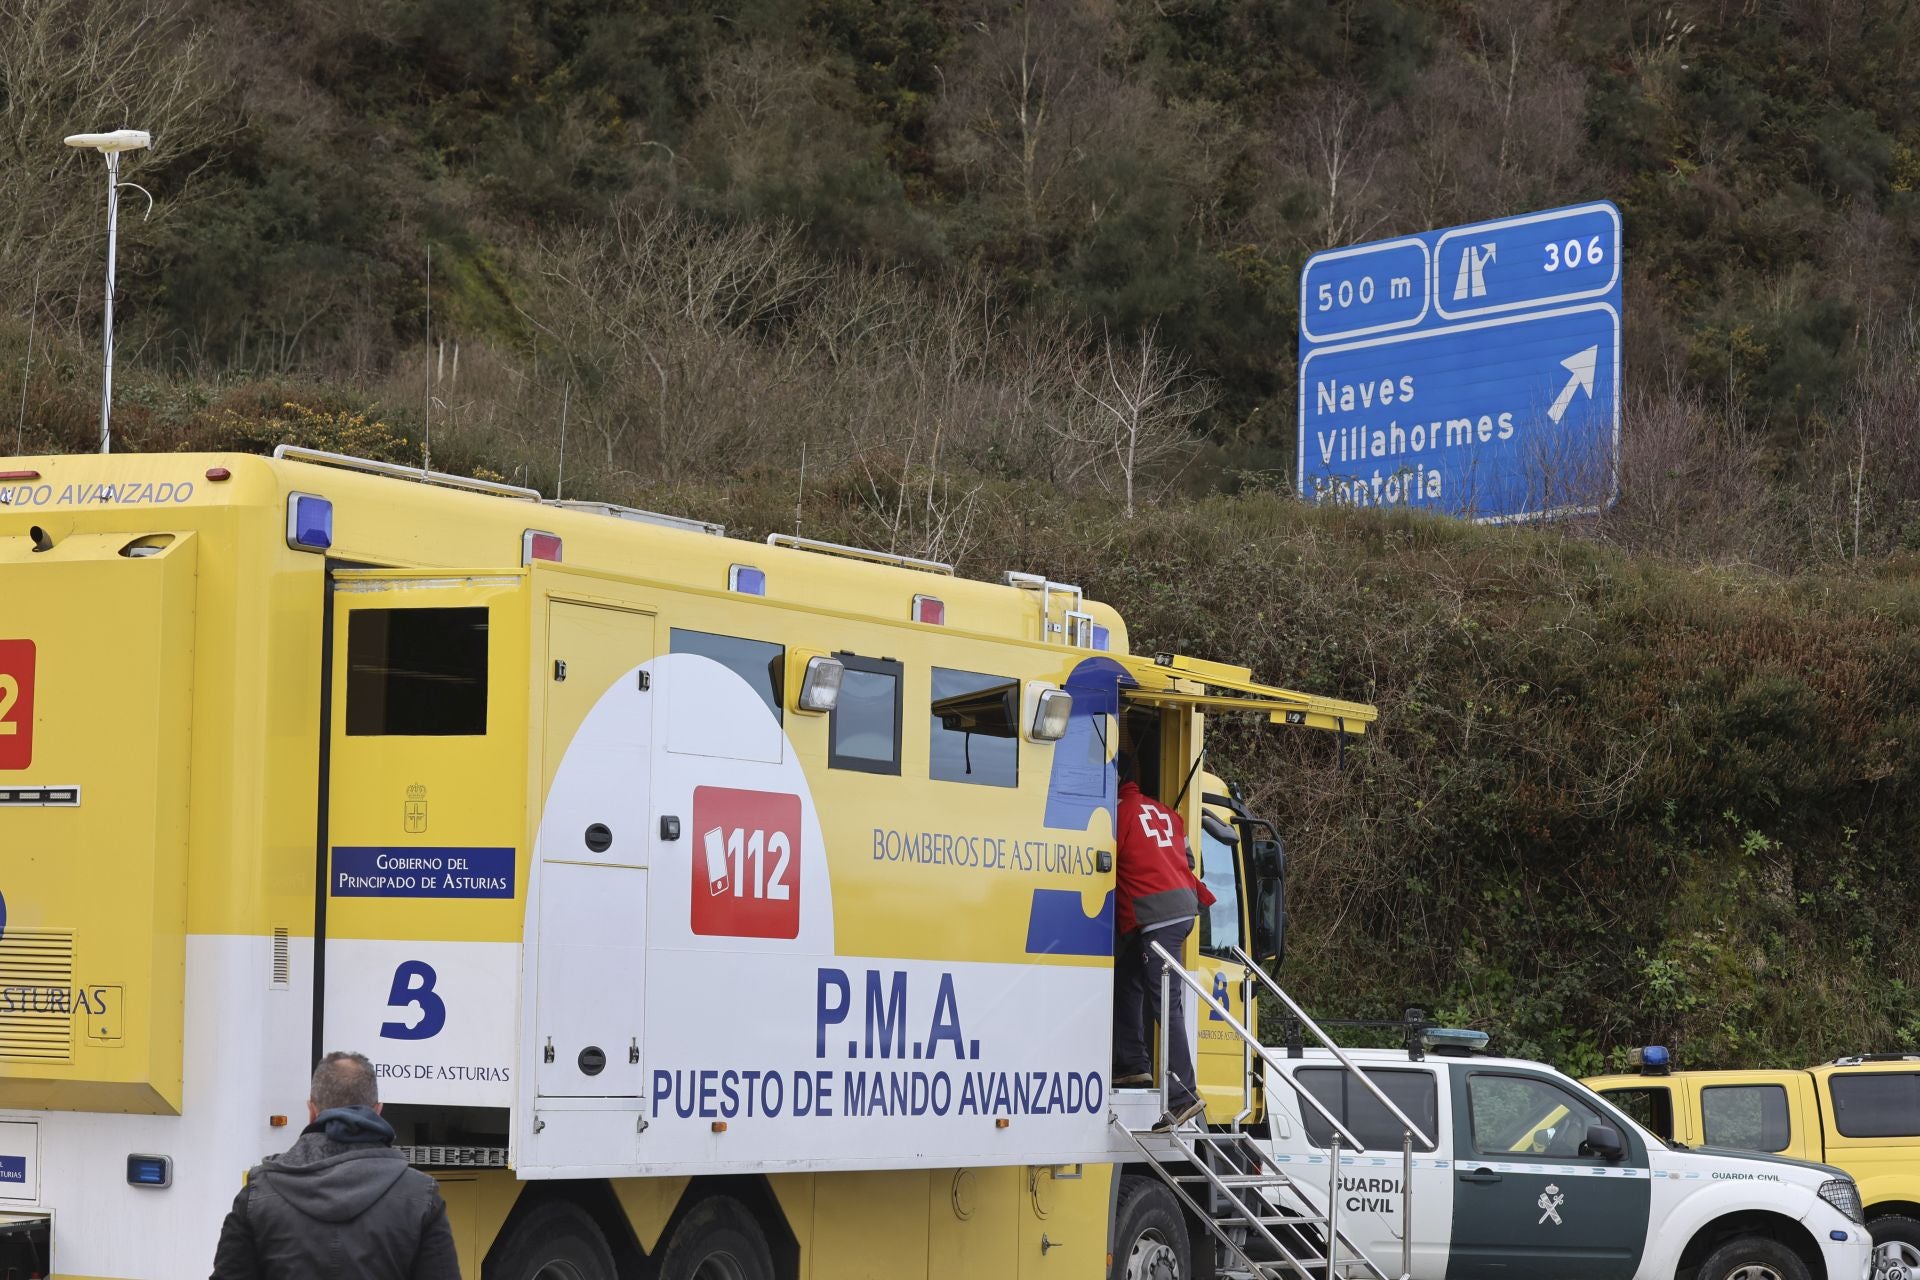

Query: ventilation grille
[0,929,75,1062]
[271,928,290,990]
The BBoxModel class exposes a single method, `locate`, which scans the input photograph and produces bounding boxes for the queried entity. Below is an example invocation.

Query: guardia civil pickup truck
[1249,1039,1872,1280]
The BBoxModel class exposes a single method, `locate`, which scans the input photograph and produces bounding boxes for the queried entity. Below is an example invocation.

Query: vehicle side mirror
[1252,875,1285,969]
[1582,1123,1624,1161]
[1249,836,1282,879]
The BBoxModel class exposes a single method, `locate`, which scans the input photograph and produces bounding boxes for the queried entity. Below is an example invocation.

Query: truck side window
[671,629,784,723]
[1700,1084,1791,1152]
[1600,1085,1675,1141]
[830,654,902,775]
[1296,1067,1438,1152]
[346,607,488,736]
[929,668,1018,787]
[1467,1073,1605,1160]
[1830,1072,1920,1138]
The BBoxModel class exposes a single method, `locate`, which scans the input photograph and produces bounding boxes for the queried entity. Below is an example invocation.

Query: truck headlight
[1818,1178,1863,1225]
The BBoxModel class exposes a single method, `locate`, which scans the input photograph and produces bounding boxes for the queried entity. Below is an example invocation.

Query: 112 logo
[691,786,802,939]
[0,640,34,771]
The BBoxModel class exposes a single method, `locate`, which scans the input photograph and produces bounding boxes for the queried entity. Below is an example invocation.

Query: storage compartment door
[533,862,646,1097]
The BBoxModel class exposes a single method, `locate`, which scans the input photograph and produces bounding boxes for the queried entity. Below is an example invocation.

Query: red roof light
[523,530,563,564]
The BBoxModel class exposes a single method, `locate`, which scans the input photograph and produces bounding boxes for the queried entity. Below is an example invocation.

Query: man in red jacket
[1112,751,1215,1130]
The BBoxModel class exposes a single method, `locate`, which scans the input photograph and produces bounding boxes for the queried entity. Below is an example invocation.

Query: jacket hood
[257,1106,409,1223]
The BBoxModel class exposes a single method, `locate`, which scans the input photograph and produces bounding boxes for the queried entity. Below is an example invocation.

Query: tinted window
[1699,1084,1790,1151]
[1830,1072,1920,1138]
[671,629,783,723]
[346,607,488,736]
[1601,1086,1675,1141]
[1198,825,1241,952]
[830,655,902,775]
[1467,1074,1605,1160]
[1297,1068,1438,1152]
[929,668,1018,787]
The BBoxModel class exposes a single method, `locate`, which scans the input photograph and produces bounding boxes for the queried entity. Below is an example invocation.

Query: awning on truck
[1113,652,1378,735]
[0,1211,50,1237]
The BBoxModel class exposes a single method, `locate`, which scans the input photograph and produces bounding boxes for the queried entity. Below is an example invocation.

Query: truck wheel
[1697,1235,1812,1280]
[1112,1176,1188,1280]
[1871,1215,1920,1280]
[486,1200,617,1280]
[657,1195,776,1280]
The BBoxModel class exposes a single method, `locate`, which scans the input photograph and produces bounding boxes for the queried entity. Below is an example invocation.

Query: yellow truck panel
[0,448,1370,1280]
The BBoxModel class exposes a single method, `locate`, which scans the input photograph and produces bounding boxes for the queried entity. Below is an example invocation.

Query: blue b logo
[379,960,446,1040]
[1210,972,1230,1021]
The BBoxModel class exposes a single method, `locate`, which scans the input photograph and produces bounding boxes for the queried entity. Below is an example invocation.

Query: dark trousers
[1114,919,1198,1109]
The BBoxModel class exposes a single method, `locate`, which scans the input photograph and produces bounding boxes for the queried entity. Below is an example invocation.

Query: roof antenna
[421,241,432,473]
[17,266,37,455]
[795,441,807,535]
[556,380,569,500]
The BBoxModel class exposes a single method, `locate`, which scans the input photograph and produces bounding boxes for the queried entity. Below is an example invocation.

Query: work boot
[1152,1099,1206,1132]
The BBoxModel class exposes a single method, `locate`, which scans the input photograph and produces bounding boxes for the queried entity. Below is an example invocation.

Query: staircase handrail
[1228,944,1435,1149]
[1147,941,1367,1152]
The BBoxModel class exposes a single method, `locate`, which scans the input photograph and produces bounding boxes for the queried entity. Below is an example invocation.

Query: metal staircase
[1112,943,1429,1280]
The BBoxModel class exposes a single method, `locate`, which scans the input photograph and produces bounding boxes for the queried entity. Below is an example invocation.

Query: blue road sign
[1298,201,1621,522]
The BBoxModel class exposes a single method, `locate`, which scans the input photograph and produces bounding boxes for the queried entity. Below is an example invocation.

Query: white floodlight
[65,128,153,454]
[65,130,152,154]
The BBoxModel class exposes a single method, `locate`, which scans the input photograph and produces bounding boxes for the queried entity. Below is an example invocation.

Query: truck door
[322,570,530,1110]
[1447,1068,1650,1280]
[528,600,655,1100]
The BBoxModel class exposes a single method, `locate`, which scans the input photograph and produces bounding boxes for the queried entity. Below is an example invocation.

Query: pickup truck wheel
[1112,1176,1188,1280]
[1697,1235,1811,1280]
[1870,1215,1920,1280]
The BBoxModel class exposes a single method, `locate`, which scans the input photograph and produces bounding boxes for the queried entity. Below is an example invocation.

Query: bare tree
[0,0,235,326]
[1267,84,1393,253]
[935,0,1117,232]
[1053,325,1213,517]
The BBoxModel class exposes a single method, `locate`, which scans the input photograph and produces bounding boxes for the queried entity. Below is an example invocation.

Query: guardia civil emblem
[1537,1183,1565,1226]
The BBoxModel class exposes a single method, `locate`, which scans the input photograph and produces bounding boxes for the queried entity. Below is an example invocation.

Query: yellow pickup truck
[1587,1049,1920,1273]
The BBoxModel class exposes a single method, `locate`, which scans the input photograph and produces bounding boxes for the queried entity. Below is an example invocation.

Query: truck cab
[1588,1052,1920,1275]
[1252,1039,1871,1280]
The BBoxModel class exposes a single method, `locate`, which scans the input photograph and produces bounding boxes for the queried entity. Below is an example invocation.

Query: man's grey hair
[310,1050,379,1111]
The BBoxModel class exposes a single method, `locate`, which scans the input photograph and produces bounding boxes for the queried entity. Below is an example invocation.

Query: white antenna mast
[64,129,152,454]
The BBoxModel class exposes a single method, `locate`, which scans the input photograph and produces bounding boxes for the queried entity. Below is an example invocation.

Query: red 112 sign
[690,786,802,939]
[0,641,34,770]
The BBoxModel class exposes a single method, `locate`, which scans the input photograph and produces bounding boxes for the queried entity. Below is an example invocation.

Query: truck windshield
[1198,827,1240,952]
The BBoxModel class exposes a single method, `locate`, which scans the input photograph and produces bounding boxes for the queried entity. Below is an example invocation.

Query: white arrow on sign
[1547,345,1599,423]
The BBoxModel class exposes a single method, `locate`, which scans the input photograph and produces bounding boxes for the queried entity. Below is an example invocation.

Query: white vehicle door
[1265,1062,1453,1278]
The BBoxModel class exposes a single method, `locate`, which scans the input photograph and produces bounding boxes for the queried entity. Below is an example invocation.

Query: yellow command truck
[1588,1051,1920,1271]
[0,447,1375,1280]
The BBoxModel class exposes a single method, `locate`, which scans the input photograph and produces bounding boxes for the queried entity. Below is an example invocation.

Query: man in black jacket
[211,1051,459,1279]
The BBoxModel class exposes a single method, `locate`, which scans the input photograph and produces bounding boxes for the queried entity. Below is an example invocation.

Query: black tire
[1111,1176,1189,1280]
[657,1194,777,1280]
[485,1200,616,1280]
[1871,1215,1920,1279]
[1696,1234,1812,1280]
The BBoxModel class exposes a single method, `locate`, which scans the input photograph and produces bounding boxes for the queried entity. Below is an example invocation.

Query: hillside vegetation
[5,0,1920,1069]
